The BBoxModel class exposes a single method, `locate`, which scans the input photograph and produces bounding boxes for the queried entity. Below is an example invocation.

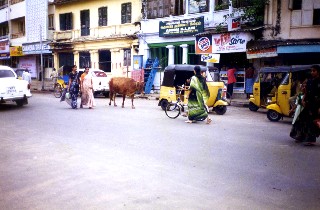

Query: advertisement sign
[19,57,37,78]
[10,46,24,56]
[228,17,241,31]
[159,16,204,37]
[212,32,253,53]
[201,54,220,63]
[0,40,10,60]
[247,48,278,59]
[189,0,209,14]
[195,35,212,54]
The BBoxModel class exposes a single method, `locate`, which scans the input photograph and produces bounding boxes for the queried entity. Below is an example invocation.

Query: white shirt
[22,71,31,84]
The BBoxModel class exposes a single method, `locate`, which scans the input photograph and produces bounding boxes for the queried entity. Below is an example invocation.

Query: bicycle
[53,77,67,98]
[165,88,188,119]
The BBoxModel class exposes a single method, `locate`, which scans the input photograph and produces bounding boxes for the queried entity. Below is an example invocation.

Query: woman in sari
[68,65,80,109]
[80,67,95,109]
[185,66,212,124]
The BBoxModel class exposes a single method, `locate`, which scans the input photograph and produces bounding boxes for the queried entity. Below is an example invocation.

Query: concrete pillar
[209,0,215,27]
[110,48,120,75]
[89,50,98,69]
[166,45,175,65]
[73,51,79,66]
[180,44,188,64]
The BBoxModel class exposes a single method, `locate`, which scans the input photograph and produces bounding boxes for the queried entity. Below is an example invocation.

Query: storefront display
[220,70,245,93]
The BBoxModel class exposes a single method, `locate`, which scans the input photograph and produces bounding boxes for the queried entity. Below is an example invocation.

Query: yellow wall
[53,0,141,77]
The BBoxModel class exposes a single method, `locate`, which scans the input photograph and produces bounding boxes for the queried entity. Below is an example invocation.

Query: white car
[0,65,32,106]
[78,69,111,97]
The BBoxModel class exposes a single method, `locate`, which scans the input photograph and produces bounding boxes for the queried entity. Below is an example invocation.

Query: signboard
[159,16,204,37]
[22,42,52,55]
[212,32,253,53]
[195,35,212,54]
[189,0,209,14]
[0,53,10,60]
[19,57,37,78]
[228,17,241,31]
[201,54,220,63]
[10,46,24,56]
[247,48,278,59]
[0,40,10,60]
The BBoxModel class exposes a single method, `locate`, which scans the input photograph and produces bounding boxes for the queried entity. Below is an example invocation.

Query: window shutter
[127,3,132,23]
[121,4,126,24]
[59,14,65,30]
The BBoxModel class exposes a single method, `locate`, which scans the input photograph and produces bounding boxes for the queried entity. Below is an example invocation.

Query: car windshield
[93,71,107,77]
[0,69,15,78]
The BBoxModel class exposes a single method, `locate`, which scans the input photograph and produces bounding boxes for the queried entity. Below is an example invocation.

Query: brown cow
[109,77,144,109]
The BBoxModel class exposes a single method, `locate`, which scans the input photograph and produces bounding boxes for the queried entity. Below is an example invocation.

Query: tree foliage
[240,0,269,26]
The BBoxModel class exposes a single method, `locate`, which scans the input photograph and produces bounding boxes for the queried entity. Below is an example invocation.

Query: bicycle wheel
[53,84,62,98]
[165,103,181,119]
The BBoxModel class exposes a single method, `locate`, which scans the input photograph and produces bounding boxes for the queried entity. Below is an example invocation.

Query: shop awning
[277,45,320,53]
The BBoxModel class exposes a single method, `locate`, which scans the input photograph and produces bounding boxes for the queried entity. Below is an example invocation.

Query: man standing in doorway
[227,66,237,99]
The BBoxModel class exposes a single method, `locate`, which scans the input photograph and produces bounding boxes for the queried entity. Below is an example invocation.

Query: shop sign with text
[10,46,24,56]
[212,32,253,53]
[246,48,278,59]
[22,42,52,55]
[159,16,204,37]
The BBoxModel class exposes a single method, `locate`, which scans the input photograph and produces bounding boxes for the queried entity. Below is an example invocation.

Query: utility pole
[40,25,44,90]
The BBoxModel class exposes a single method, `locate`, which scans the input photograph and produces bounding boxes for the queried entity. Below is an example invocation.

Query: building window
[314,9,320,25]
[59,13,73,31]
[43,55,53,68]
[80,10,90,36]
[79,52,91,68]
[48,14,54,30]
[146,0,171,18]
[121,3,131,24]
[18,21,25,34]
[98,6,108,26]
[0,0,8,7]
[124,49,131,66]
[292,0,302,10]
[0,23,8,36]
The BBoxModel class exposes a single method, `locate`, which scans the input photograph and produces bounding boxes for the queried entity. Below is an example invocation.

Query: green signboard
[159,16,204,37]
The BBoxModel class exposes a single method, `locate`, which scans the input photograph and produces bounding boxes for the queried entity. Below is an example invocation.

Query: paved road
[0,93,319,210]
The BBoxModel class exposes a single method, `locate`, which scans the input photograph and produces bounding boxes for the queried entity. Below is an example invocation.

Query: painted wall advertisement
[212,32,253,53]
[19,57,37,78]
[159,16,204,37]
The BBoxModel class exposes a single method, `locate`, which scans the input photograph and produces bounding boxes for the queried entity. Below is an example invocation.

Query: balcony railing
[11,31,25,39]
[54,23,139,41]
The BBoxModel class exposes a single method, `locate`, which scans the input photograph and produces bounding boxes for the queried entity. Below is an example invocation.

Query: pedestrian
[67,65,80,109]
[80,67,95,109]
[50,68,58,87]
[22,69,31,88]
[227,65,237,99]
[245,66,254,99]
[290,65,320,146]
[185,66,212,124]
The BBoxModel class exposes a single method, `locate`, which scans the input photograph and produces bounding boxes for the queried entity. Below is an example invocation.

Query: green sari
[187,75,210,121]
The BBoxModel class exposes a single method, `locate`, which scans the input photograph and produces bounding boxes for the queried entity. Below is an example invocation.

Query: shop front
[22,41,53,80]
[195,31,254,94]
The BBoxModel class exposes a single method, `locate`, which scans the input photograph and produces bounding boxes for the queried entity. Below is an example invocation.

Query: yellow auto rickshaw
[266,65,313,121]
[158,64,228,115]
[248,67,288,112]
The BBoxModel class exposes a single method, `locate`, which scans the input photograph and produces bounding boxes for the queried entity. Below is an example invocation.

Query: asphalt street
[0,93,319,210]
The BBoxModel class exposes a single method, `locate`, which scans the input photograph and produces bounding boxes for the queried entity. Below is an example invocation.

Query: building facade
[247,0,320,67]
[51,0,141,78]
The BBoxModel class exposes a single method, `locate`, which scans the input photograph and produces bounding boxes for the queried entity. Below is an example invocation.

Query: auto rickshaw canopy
[162,64,219,87]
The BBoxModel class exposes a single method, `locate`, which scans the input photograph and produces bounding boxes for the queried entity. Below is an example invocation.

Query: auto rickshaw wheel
[249,102,259,112]
[267,110,281,122]
[214,105,227,115]
[160,100,169,111]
